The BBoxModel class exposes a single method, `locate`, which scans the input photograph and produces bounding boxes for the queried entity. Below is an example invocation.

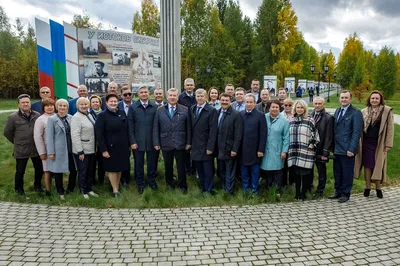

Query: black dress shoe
[113,192,120,198]
[34,187,45,193]
[328,194,341,199]
[338,196,349,203]
[179,187,188,194]
[376,189,383,198]
[364,188,371,197]
[138,187,144,195]
[122,182,129,188]
[150,183,158,191]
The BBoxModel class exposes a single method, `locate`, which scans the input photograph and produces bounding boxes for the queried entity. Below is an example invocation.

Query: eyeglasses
[123,93,132,97]
[41,91,50,94]
[284,104,292,107]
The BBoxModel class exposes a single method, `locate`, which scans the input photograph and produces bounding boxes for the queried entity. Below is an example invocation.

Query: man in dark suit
[311,96,334,197]
[154,88,166,107]
[231,88,246,112]
[153,88,192,194]
[255,89,270,114]
[278,87,287,112]
[329,90,362,203]
[217,93,243,195]
[224,84,235,102]
[68,85,88,115]
[178,78,197,175]
[240,94,267,195]
[128,86,158,194]
[190,89,218,194]
[249,79,262,104]
[118,85,135,116]
[32,86,52,114]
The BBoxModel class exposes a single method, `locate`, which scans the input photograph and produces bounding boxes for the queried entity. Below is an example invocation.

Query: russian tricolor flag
[35,18,79,99]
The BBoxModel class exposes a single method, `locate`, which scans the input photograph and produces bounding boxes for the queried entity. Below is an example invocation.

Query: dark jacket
[4,110,40,159]
[153,104,192,151]
[310,108,334,158]
[127,100,157,151]
[333,104,363,155]
[117,100,135,116]
[240,109,267,165]
[68,97,79,115]
[190,103,218,161]
[178,91,196,108]
[217,106,243,160]
[31,101,42,114]
[255,102,270,114]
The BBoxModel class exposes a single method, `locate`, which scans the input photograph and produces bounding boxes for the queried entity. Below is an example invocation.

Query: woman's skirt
[362,136,378,169]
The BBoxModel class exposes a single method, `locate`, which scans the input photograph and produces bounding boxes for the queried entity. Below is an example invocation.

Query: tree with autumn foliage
[132,0,160,38]
[373,46,397,99]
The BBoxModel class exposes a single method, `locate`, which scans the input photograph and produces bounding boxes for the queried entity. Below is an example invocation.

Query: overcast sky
[1,0,398,60]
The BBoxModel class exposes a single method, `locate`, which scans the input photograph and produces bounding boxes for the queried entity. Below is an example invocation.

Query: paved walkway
[0,187,399,265]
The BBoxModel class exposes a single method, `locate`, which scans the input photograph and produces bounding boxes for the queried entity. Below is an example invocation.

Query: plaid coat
[288,115,320,169]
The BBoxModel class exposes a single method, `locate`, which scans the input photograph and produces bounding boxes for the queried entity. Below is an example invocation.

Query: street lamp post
[311,64,328,96]
[334,71,337,97]
[324,64,330,103]
[195,66,212,89]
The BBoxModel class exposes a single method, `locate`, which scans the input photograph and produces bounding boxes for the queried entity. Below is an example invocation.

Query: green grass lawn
[0,98,41,111]
[309,92,400,114]
[0,111,398,209]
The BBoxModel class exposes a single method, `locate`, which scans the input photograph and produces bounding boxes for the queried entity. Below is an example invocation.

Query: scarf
[363,105,383,133]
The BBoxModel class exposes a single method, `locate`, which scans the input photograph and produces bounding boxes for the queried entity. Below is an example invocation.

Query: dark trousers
[195,160,214,192]
[15,156,43,194]
[134,150,156,188]
[53,173,65,195]
[185,150,195,174]
[218,159,237,194]
[309,95,314,102]
[154,150,160,176]
[121,151,132,184]
[334,155,355,198]
[93,150,105,184]
[315,162,327,194]
[74,154,95,194]
[163,149,187,189]
[66,153,78,191]
[265,169,283,191]
[241,164,260,193]
[294,170,313,199]
[281,159,295,186]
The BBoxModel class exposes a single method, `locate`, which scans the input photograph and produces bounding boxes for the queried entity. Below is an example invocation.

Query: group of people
[4,78,394,203]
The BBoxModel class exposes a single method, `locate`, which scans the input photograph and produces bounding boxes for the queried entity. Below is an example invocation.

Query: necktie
[196,106,201,118]
[143,103,148,109]
[337,108,344,120]
[218,110,225,127]
[169,106,175,118]
[125,105,129,115]
[237,103,242,111]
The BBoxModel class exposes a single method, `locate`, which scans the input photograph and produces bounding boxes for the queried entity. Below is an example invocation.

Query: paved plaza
[0,187,399,265]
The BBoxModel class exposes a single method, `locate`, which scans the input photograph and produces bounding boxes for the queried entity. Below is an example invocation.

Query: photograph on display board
[85,78,110,94]
[263,75,278,96]
[84,60,109,78]
[153,55,161,68]
[112,51,131,66]
[284,77,295,94]
[83,39,99,57]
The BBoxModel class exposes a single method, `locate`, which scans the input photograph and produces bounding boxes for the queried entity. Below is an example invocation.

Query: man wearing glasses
[310,96,334,197]
[118,85,135,115]
[31,86,52,114]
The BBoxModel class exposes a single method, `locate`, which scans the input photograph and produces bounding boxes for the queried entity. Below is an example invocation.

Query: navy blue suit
[31,101,42,114]
[128,101,158,188]
[333,104,363,198]
[68,97,79,115]
[240,109,267,193]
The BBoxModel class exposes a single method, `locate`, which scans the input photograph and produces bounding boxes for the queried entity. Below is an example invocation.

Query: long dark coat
[127,101,157,151]
[190,103,218,161]
[95,108,130,172]
[310,108,334,158]
[240,109,267,165]
[217,106,243,160]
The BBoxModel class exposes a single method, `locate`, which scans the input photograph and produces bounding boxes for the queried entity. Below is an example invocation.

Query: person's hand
[131,144,138,150]
[154,146,160,151]
[79,154,85,161]
[321,156,328,161]
[308,143,314,149]
[231,151,237,157]
[257,152,264,157]
[40,154,47,160]
[347,151,354,157]
[49,154,55,160]
[185,145,191,150]
[206,150,213,155]
[280,152,286,160]
[384,147,391,152]
[102,151,110,158]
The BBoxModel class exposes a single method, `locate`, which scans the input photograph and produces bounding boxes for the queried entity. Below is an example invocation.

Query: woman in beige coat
[354,90,394,198]
[33,98,56,194]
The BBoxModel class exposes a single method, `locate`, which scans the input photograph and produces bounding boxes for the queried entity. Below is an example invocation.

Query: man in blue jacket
[68,85,88,115]
[329,90,362,203]
[153,88,192,194]
[31,86,51,114]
